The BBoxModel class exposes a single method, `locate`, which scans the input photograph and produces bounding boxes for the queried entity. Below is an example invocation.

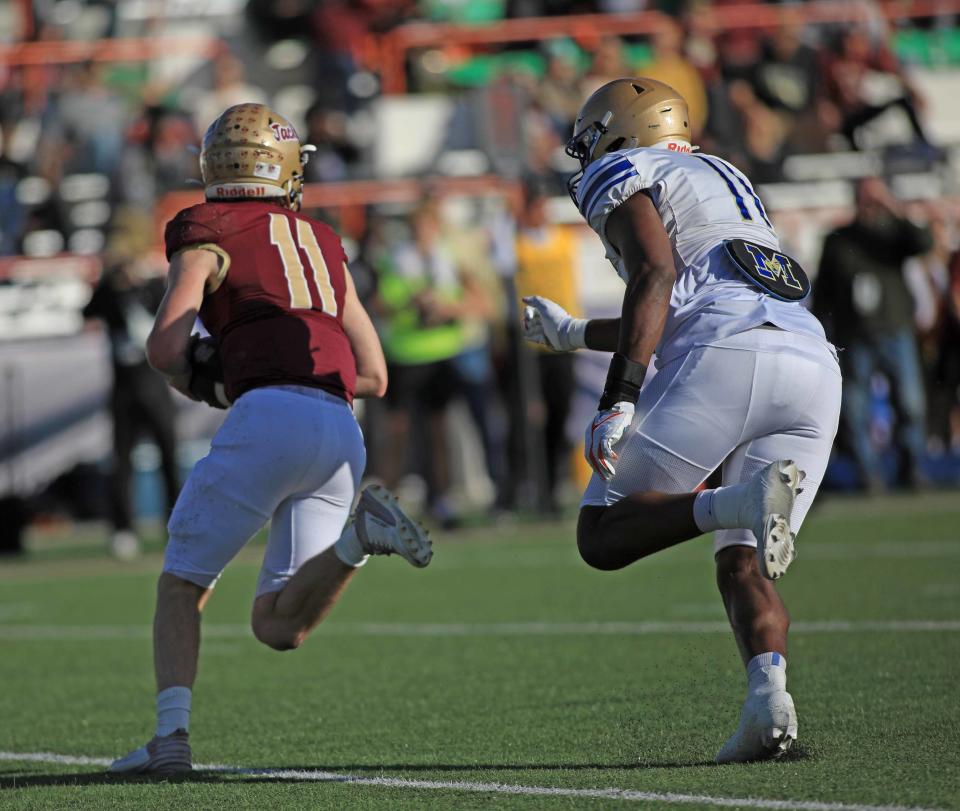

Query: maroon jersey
[165,201,356,403]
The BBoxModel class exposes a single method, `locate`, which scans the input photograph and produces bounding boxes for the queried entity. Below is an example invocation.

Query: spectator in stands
[821,28,931,151]
[512,179,579,514]
[188,53,268,139]
[0,113,26,257]
[581,36,630,98]
[83,243,180,559]
[301,102,361,184]
[814,177,933,492]
[443,222,509,512]
[538,41,584,138]
[718,26,764,86]
[642,17,708,136]
[685,10,741,158]
[753,15,819,118]
[522,104,568,196]
[707,27,767,159]
[309,0,414,110]
[938,251,960,453]
[118,106,200,210]
[39,61,126,178]
[751,14,825,154]
[696,19,789,180]
[726,79,789,183]
[375,203,497,527]
[904,207,954,453]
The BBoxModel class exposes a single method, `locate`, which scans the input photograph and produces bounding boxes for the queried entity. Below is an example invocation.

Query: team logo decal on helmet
[268,122,298,142]
[199,103,317,210]
[565,78,693,204]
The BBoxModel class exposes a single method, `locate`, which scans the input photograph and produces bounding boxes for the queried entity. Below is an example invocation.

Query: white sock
[156,686,191,737]
[334,524,369,568]
[747,652,787,693]
[693,483,750,533]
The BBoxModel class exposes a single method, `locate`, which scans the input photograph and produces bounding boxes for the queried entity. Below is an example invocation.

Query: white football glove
[584,401,635,481]
[521,296,588,352]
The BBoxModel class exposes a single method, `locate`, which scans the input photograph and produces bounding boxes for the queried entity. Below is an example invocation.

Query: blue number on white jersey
[575,146,782,281]
[694,155,771,227]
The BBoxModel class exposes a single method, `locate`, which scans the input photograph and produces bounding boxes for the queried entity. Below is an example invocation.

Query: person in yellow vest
[513,180,580,513]
[376,202,497,526]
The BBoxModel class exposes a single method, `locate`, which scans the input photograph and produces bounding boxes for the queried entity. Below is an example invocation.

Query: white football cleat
[742,460,804,580]
[715,689,798,764]
[353,485,433,568]
[109,729,192,776]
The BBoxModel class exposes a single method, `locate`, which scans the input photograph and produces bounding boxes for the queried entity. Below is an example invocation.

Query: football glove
[186,335,231,409]
[521,296,588,352]
[584,401,634,481]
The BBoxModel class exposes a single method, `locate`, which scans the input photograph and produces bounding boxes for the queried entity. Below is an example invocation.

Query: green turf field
[1,492,958,810]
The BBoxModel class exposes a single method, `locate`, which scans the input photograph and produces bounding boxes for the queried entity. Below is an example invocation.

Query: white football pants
[582,326,842,553]
[164,385,366,595]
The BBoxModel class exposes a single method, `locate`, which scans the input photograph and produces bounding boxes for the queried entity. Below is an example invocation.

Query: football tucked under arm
[186,335,232,409]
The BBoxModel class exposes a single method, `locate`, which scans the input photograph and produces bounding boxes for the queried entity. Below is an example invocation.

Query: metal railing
[375,0,960,93]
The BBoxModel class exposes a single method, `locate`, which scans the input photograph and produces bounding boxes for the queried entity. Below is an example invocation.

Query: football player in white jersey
[523,78,841,763]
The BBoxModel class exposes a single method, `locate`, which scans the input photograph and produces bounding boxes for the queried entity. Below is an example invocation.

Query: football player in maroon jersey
[110,104,433,776]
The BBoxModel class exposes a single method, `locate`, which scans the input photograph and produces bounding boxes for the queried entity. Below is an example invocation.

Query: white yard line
[0,619,957,641]
[0,751,942,811]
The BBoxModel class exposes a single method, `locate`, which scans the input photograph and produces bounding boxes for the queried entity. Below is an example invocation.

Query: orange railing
[376,0,960,93]
[0,35,224,67]
[3,1,959,88]
[0,34,226,109]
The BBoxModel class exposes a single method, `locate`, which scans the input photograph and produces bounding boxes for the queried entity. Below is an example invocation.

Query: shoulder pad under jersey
[576,148,666,233]
[165,203,224,260]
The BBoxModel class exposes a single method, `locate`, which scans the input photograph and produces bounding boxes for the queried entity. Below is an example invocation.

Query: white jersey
[576,146,832,367]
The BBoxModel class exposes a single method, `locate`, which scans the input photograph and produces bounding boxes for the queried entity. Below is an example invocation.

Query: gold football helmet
[199,103,316,210]
[565,78,691,202]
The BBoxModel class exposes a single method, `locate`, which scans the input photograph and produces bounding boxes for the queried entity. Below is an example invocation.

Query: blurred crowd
[508,15,939,196]
[348,180,585,525]
[814,178,960,493]
[0,0,949,258]
[1,0,959,542]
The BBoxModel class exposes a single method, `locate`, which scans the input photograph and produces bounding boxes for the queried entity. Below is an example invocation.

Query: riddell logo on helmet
[269,123,298,142]
[667,142,692,153]
[209,185,266,197]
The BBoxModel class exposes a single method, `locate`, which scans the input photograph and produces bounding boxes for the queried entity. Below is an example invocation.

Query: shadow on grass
[0,771,226,789]
[239,760,719,774]
[635,743,812,769]
[0,747,811,790]
[0,762,709,790]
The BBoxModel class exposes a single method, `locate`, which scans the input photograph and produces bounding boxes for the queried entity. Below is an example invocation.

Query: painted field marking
[0,751,943,811]
[0,619,958,641]
[431,542,960,569]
